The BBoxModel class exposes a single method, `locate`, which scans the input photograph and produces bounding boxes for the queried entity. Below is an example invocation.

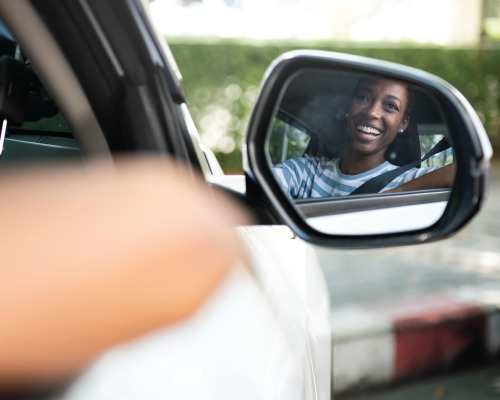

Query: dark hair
[404,86,414,119]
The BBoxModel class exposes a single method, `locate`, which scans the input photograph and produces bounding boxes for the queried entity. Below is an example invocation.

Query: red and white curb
[330,285,500,394]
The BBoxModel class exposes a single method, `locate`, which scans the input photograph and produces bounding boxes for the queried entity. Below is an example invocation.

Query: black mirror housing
[245,50,492,248]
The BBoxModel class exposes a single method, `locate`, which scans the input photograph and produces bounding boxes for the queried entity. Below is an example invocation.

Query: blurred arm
[0,157,252,394]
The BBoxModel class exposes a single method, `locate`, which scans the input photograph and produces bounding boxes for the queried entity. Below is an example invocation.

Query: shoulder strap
[349,137,450,195]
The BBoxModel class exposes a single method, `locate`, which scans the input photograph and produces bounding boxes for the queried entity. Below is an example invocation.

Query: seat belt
[349,137,450,195]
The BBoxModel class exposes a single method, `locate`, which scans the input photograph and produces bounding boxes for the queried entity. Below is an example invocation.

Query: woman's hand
[384,163,456,193]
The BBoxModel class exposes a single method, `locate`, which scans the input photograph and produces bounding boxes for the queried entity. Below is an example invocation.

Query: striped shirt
[273,154,438,199]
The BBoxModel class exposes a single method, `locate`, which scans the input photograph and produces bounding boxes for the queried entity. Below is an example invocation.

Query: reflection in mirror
[267,70,455,235]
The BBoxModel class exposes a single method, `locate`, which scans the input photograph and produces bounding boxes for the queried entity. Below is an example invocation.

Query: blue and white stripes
[273,154,438,199]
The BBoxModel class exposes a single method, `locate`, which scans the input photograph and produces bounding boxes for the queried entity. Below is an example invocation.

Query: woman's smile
[355,123,383,137]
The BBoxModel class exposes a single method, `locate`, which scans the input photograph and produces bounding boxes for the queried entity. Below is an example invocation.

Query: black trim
[32,0,125,151]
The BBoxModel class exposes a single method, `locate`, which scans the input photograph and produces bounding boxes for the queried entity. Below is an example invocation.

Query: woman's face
[347,79,410,159]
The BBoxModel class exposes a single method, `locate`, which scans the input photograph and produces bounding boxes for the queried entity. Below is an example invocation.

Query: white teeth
[357,125,381,136]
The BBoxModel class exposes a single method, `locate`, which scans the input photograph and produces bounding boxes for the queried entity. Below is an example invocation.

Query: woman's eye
[386,102,399,111]
[355,95,368,102]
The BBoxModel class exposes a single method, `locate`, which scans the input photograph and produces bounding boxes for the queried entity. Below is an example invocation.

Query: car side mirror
[245,50,492,248]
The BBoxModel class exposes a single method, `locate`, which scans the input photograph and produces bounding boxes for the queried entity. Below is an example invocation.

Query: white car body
[59,149,331,399]
[62,224,331,400]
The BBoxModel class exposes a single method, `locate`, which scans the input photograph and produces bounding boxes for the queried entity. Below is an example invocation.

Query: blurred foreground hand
[0,156,252,395]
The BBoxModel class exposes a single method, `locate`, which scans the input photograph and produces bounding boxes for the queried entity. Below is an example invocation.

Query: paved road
[314,162,500,309]
[337,363,500,400]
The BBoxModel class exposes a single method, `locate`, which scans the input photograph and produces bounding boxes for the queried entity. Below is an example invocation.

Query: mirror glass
[266,69,455,235]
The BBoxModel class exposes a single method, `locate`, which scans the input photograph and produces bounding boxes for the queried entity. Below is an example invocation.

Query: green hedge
[169,41,500,173]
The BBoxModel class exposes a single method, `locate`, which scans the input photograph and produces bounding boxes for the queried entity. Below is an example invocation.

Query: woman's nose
[366,102,382,118]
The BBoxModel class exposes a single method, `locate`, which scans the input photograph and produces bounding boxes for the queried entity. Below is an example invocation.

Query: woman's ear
[399,116,410,133]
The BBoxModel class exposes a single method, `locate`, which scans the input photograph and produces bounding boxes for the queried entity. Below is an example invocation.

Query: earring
[400,129,404,133]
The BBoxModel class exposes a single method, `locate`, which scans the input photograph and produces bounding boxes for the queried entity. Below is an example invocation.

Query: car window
[268,113,311,164]
[418,129,454,168]
[0,25,81,169]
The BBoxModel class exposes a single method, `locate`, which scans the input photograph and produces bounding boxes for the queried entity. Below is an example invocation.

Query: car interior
[0,21,82,170]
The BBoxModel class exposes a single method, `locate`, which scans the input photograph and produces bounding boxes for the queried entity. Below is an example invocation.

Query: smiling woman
[272,77,453,199]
